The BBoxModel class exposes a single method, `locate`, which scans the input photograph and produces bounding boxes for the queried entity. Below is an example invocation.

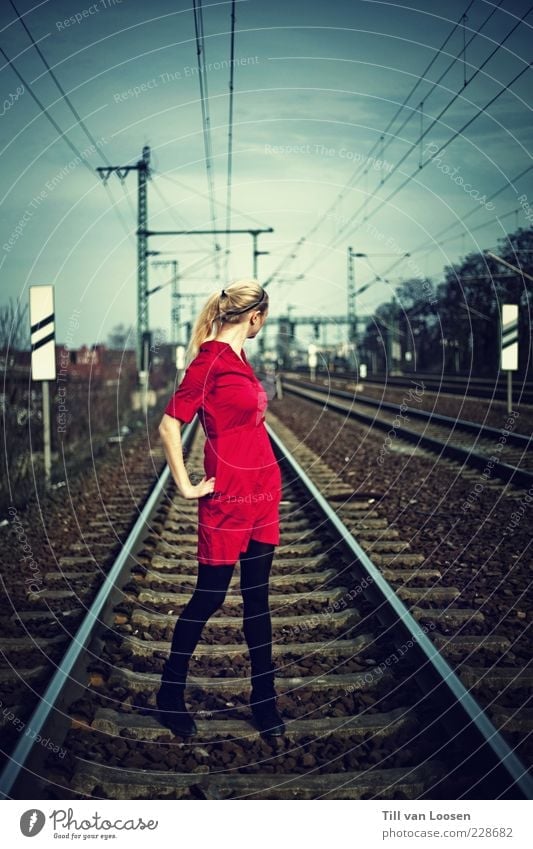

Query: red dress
[163,340,282,565]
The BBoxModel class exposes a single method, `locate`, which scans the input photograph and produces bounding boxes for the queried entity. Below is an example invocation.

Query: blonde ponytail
[184,278,268,366]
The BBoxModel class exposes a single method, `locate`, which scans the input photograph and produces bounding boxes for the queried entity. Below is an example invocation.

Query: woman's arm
[158,413,215,499]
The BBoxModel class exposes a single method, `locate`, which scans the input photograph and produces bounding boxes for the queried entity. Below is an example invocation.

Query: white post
[142,336,150,415]
[308,343,317,382]
[30,285,56,491]
[501,304,518,415]
[42,380,51,489]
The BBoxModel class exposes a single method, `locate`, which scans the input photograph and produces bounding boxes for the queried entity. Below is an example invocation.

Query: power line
[334,56,532,259]
[263,0,481,285]
[323,4,532,257]
[8,0,113,167]
[342,203,529,311]
[192,0,221,279]
[5,0,137,244]
[346,162,533,279]
[150,174,217,252]
[363,1,504,178]
[269,2,529,288]
[0,41,95,175]
[289,54,532,290]
[224,0,237,284]
[408,163,533,257]
[417,206,527,257]
[155,169,271,230]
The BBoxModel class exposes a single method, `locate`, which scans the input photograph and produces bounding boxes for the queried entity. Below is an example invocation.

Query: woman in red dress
[155,279,285,738]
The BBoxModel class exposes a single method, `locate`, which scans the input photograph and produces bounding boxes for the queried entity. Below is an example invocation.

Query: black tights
[165,538,275,679]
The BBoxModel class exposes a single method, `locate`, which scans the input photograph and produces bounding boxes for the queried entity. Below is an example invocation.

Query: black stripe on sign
[31,312,54,334]
[502,335,518,349]
[31,331,55,352]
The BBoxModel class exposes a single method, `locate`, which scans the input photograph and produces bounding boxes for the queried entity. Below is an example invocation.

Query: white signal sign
[501,304,518,371]
[30,285,56,381]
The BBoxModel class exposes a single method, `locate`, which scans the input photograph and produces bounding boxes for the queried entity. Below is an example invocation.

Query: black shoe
[250,697,286,737]
[249,661,286,737]
[156,670,197,737]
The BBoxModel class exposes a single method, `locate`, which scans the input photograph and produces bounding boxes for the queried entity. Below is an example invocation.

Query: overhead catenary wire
[8,0,113,167]
[338,196,531,310]
[297,163,532,313]
[223,0,237,284]
[292,71,533,294]
[333,56,533,266]
[150,174,219,253]
[0,41,95,176]
[321,4,532,259]
[263,0,481,286]
[334,189,531,307]
[155,169,271,230]
[409,165,533,262]
[267,1,527,288]
[192,0,222,279]
[359,1,505,185]
[0,40,137,245]
[409,163,533,257]
[5,0,137,244]
[337,160,533,282]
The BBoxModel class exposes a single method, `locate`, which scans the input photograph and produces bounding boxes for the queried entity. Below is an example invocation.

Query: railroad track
[281,377,533,487]
[289,369,533,406]
[1,413,531,801]
[0,424,168,777]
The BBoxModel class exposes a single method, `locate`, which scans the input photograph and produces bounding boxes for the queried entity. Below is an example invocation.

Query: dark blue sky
[1,0,532,349]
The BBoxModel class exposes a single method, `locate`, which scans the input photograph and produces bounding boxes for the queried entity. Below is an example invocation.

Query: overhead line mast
[97,146,151,376]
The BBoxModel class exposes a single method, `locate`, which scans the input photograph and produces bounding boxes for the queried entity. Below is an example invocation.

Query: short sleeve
[164,350,216,423]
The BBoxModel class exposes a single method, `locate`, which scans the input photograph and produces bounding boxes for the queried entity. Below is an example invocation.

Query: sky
[1,0,532,351]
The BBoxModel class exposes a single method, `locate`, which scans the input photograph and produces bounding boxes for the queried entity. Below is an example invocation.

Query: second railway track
[282,377,533,487]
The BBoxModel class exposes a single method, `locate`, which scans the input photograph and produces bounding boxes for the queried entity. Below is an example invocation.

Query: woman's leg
[239,538,275,681]
[157,562,235,735]
[164,562,235,679]
[239,538,285,735]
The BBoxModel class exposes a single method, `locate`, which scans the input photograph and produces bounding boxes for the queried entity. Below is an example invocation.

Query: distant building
[6,341,181,394]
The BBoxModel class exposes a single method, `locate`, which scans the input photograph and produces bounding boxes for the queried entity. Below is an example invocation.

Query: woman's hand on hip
[181,475,216,499]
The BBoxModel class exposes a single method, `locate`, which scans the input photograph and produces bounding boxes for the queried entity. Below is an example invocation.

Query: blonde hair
[185,278,268,365]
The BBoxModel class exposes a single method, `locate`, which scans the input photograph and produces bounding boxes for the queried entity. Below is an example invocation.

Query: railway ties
[48,428,449,800]
[62,422,525,798]
[4,413,531,800]
[289,370,533,407]
[0,426,169,792]
[268,412,533,796]
[282,378,533,488]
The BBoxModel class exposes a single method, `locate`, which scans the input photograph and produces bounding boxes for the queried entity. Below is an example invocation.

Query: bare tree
[0,296,29,353]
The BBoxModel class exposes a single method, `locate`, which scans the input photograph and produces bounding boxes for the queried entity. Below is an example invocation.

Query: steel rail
[283,377,532,449]
[282,381,533,489]
[3,413,531,798]
[289,369,533,405]
[0,421,198,798]
[266,421,533,799]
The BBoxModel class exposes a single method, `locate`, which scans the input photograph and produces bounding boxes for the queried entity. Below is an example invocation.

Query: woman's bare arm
[158,413,215,499]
